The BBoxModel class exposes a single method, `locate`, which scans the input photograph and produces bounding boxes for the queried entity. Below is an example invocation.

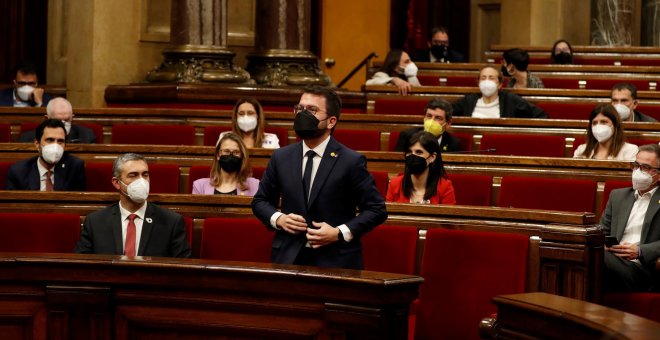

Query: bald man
[19,97,97,143]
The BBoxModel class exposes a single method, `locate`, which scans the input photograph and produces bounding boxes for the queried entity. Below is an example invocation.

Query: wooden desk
[0,252,421,339]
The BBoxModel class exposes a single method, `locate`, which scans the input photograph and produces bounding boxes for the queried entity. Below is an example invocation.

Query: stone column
[590,0,638,46]
[147,0,250,83]
[245,0,330,87]
[643,0,660,46]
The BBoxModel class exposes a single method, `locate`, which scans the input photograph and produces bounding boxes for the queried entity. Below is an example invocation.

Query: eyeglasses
[15,81,37,86]
[632,161,660,174]
[220,149,242,157]
[293,104,325,116]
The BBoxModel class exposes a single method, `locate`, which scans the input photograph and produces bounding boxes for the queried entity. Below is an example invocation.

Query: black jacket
[395,127,462,153]
[452,91,547,118]
[20,124,97,144]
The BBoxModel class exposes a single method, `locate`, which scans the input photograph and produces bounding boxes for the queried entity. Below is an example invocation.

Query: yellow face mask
[424,119,445,137]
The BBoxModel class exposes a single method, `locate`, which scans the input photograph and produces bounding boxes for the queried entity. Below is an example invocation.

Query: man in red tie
[74,153,191,258]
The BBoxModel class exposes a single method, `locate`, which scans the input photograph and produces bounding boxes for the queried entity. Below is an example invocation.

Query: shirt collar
[119,201,148,221]
[302,135,331,158]
[36,157,50,177]
[635,186,659,199]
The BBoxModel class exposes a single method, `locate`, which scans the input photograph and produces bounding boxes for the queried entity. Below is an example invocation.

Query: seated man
[611,83,656,122]
[6,119,86,191]
[414,27,465,63]
[0,61,52,107]
[395,98,461,152]
[452,65,547,118]
[601,144,660,292]
[19,97,97,143]
[74,153,191,258]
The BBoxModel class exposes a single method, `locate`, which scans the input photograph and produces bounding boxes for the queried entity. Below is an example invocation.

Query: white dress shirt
[36,160,54,191]
[472,97,500,118]
[118,201,148,255]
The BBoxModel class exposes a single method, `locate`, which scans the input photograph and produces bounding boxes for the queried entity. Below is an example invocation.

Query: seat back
[0,161,12,189]
[86,162,180,193]
[415,229,528,339]
[601,180,631,218]
[78,123,104,143]
[203,126,232,146]
[388,131,401,151]
[499,176,597,212]
[0,123,10,142]
[480,133,566,157]
[183,216,193,247]
[112,124,195,145]
[0,213,81,252]
[200,217,273,262]
[447,173,492,206]
[362,225,417,275]
[188,165,212,193]
[373,98,427,116]
[369,171,389,198]
[333,129,381,151]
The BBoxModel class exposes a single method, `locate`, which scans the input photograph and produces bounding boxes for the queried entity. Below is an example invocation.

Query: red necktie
[125,214,137,256]
[45,170,53,191]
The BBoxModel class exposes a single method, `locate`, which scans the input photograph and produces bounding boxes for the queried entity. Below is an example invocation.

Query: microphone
[443,148,496,154]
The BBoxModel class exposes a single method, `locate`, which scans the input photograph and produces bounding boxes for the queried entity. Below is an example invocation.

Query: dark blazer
[251,137,387,269]
[634,110,657,123]
[20,124,97,144]
[74,202,192,258]
[5,153,86,191]
[395,127,461,152]
[413,49,465,63]
[0,88,52,107]
[601,187,660,268]
[452,91,548,118]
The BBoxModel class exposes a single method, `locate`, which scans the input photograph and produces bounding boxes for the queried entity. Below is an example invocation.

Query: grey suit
[600,186,660,291]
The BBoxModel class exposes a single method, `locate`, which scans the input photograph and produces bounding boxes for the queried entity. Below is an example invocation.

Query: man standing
[0,61,51,107]
[252,87,387,269]
[395,98,461,152]
[452,65,547,118]
[414,27,465,63]
[601,144,660,292]
[6,119,86,191]
[19,97,97,143]
[611,83,656,122]
[75,153,191,258]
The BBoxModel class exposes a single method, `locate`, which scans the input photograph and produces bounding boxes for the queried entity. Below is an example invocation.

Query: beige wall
[320,0,390,91]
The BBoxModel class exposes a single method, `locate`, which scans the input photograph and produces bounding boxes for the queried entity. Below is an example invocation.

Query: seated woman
[386,131,456,204]
[502,48,544,89]
[366,49,420,95]
[192,132,260,195]
[551,39,573,64]
[573,104,638,161]
[218,97,280,149]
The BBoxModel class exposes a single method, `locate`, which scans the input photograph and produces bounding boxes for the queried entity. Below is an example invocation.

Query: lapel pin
[146,218,153,223]
[330,152,338,158]
[61,163,65,168]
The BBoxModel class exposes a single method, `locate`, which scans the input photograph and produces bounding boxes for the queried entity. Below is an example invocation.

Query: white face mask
[121,177,150,204]
[591,124,614,143]
[16,85,34,101]
[479,80,498,97]
[63,121,72,134]
[632,168,654,191]
[404,62,418,78]
[237,115,258,132]
[613,103,632,121]
[40,143,64,165]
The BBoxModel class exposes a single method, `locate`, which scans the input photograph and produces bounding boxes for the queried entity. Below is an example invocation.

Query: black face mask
[554,52,572,64]
[501,64,511,77]
[430,44,448,61]
[219,155,242,173]
[294,110,327,140]
[406,154,428,175]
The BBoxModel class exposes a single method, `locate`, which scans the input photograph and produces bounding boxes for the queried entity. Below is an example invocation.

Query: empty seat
[0,123,10,142]
[86,162,180,193]
[415,228,528,339]
[603,293,660,324]
[0,161,12,189]
[112,124,195,145]
[447,173,492,206]
[362,225,417,275]
[333,129,381,151]
[200,217,273,262]
[534,102,593,120]
[369,171,389,199]
[0,212,80,252]
[183,216,193,247]
[203,126,232,146]
[373,98,428,116]
[480,133,566,157]
[498,176,597,213]
[388,131,401,151]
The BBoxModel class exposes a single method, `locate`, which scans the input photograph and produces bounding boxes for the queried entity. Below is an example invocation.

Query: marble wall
[590,0,641,46]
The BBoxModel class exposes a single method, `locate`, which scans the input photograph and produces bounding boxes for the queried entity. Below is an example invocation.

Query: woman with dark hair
[386,131,456,204]
[573,104,638,160]
[218,97,279,149]
[366,49,420,95]
[551,39,574,64]
[192,132,260,195]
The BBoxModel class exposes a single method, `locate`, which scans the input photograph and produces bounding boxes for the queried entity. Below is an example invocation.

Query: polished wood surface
[0,252,421,339]
[481,292,660,339]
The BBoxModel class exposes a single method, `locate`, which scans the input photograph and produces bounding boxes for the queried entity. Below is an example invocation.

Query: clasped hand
[276,213,339,248]
[607,242,639,260]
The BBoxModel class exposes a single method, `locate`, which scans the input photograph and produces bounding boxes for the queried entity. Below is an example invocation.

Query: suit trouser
[604,251,652,292]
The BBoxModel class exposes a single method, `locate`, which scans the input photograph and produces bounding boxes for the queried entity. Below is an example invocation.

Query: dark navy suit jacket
[5,153,86,191]
[0,88,52,107]
[74,202,192,258]
[20,125,97,144]
[251,136,387,269]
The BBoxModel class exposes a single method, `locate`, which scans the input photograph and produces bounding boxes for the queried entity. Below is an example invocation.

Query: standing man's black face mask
[294,110,328,139]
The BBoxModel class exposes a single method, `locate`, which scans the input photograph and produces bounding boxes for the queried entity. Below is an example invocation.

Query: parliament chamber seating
[602,292,660,324]
[85,162,180,193]
[498,176,597,213]
[0,161,11,189]
[0,123,10,142]
[0,212,80,252]
[362,225,418,275]
[200,217,274,262]
[20,121,104,143]
[203,125,290,147]
[479,133,566,157]
[112,124,195,145]
[447,173,493,206]
[332,129,381,151]
[414,228,529,339]
[369,170,389,198]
